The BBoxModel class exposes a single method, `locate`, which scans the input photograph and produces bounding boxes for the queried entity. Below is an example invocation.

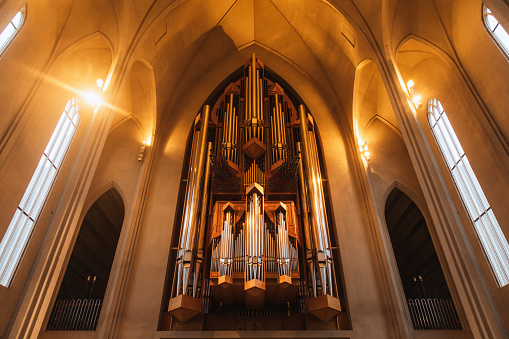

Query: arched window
[0,7,25,56]
[483,5,509,58]
[0,98,80,287]
[428,98,509,287]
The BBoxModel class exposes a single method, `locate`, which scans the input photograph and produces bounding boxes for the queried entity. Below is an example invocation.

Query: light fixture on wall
[96,78,104,89]
[138,144,147,163]
[360,142,370,161]
[406,80,422,109]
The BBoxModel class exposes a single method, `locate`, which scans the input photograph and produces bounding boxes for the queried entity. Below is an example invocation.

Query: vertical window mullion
[44,112,67,158]
[47,113,72,163]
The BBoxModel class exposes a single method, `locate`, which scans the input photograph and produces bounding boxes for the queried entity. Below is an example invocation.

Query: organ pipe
[297,142,317,297]
[298,105,336,297]
[192,142,213,297]
[276,203,290,277]
[173,105,210,297]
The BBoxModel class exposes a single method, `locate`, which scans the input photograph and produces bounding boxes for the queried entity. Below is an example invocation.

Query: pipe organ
[167,54,344,327]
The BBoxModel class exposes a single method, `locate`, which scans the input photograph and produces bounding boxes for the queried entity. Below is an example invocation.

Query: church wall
[449,0,509,142]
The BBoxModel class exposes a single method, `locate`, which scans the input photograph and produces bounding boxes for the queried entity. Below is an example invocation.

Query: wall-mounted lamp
[360,143,370,161]
[406,80,422,109]
[138,144,147,163]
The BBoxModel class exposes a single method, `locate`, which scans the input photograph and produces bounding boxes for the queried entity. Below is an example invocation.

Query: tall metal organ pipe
[298,105,336,297]
[192,143,213,297]
[173,105,211,297]
[276,205,290,277]
[296,142,317,297]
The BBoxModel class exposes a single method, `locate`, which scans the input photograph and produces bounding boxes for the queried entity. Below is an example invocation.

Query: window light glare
[84,92,101,106]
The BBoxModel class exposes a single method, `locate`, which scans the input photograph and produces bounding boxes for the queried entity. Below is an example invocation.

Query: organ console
[167,54,344,327]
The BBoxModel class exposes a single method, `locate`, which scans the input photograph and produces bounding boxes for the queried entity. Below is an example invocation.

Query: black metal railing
[46,299,102,331]
[408,298,461,330]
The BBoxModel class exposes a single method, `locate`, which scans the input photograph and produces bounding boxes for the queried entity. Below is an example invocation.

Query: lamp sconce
[360,143,370,161]
[407,80,422,109]
[138,144,147,163]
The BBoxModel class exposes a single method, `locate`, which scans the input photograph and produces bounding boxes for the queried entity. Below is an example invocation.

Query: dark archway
[47,187,125,331]
[385,188,461,329]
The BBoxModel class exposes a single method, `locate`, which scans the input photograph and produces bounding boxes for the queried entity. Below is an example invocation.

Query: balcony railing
[408,298,461,330]
[46,299,102,331]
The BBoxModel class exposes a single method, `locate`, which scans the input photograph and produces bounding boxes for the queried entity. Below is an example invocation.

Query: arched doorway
[47,188,125,331]
[385,188,461,330]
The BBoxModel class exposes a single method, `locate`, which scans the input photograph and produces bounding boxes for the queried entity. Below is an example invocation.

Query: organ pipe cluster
[168,54,343,324]
[245,184,265,282]
[270,92,288,164]
[245,54,264,143]
[221,93,239,165]
[298,106,337,298]
[244,159,265,189]
[171,106,211,301]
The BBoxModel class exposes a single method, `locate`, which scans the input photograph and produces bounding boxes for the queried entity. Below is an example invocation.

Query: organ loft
[163,54,345,330]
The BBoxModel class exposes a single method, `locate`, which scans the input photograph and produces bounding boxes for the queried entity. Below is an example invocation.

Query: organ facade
[165,54,344,330]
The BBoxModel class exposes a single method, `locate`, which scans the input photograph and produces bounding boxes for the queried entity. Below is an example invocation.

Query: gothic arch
[83,181,127,220]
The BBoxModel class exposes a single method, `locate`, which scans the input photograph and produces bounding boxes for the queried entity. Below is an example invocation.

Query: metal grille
[46,299,102,331]
[408,298,461,330]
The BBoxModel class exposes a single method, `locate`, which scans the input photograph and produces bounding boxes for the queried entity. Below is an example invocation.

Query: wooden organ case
[164,54,347,331]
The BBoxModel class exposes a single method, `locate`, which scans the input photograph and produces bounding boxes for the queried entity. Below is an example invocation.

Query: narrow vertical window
[483,5,509,58]
[0,98,80,287]
[428,98,509,287]
[0,7,25,56]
